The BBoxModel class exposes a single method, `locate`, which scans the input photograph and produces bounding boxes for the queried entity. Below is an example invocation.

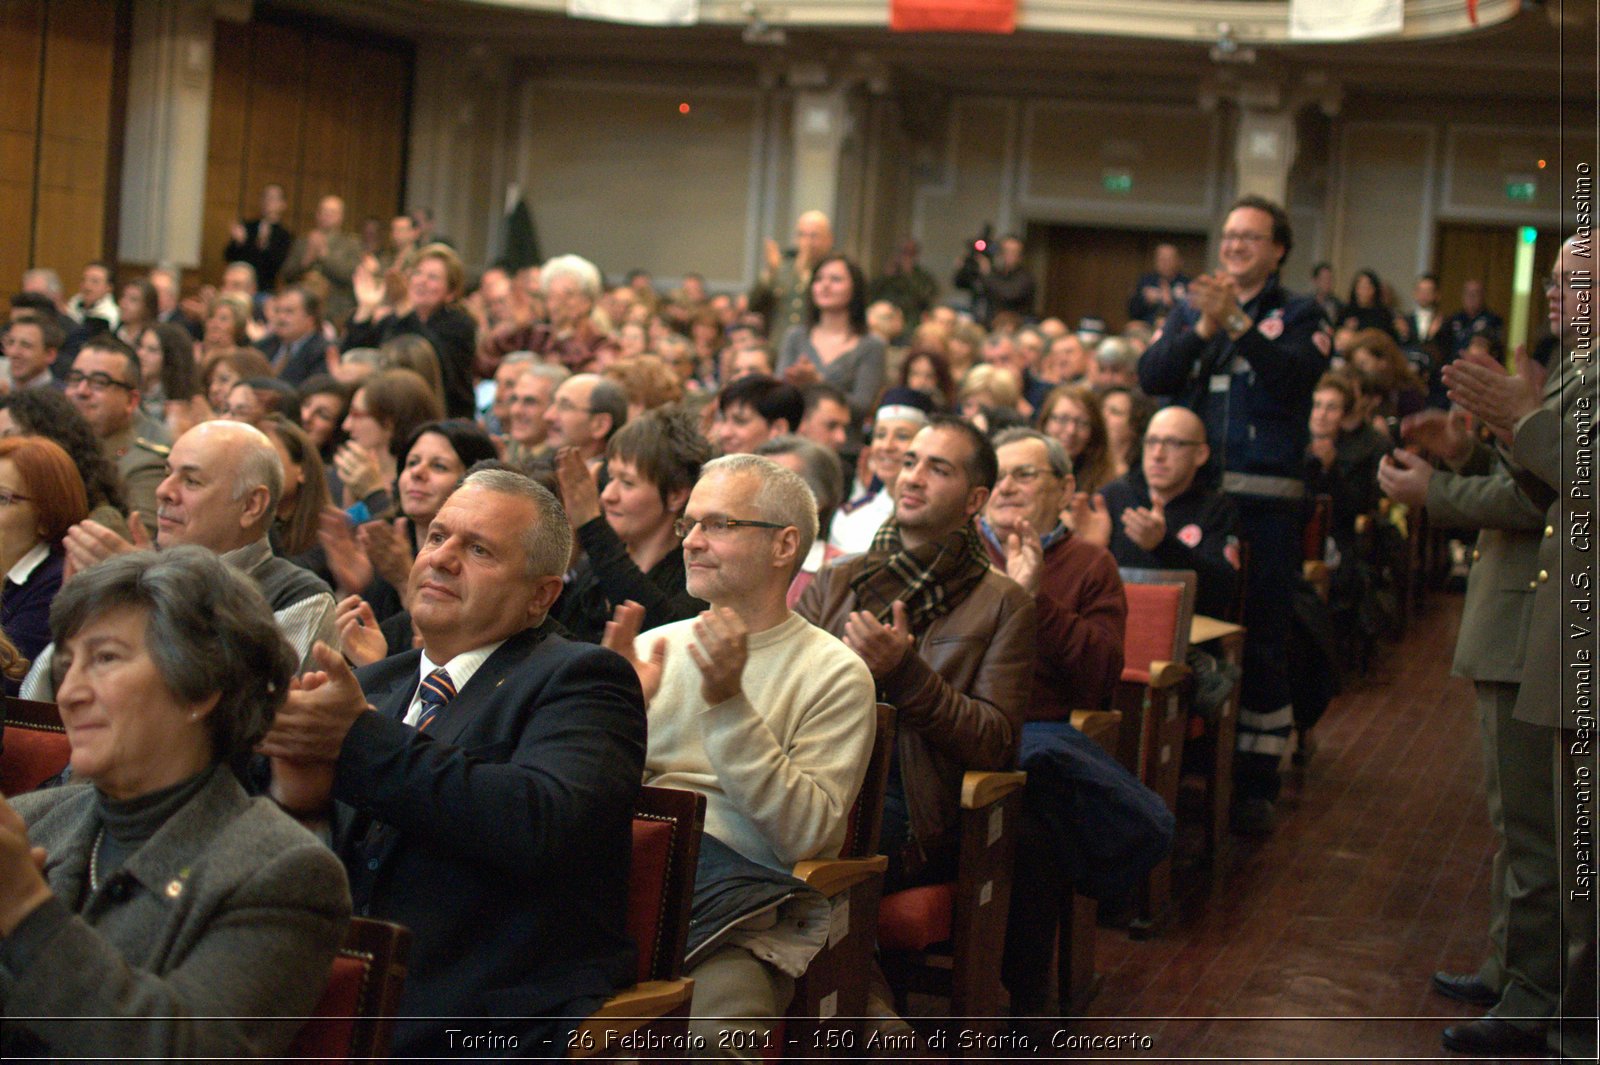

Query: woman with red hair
[0,436,89,691]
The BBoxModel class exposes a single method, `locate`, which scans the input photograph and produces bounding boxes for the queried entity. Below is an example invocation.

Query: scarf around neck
[848,518,991,634]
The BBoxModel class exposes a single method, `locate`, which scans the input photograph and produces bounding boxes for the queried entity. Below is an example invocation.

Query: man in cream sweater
[605,454,876,1059]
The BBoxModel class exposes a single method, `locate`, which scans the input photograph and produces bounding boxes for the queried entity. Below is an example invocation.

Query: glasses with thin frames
[673,515,789,539]
[0,490,31,507]
[1143,436,1203,452]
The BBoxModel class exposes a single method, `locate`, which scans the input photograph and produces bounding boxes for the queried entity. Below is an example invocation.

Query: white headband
[874,405,928,426]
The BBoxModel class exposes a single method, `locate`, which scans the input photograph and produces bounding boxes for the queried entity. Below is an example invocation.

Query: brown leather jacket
[797,558,1036,860]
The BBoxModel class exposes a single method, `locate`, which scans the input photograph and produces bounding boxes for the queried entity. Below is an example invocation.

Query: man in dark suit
[262,467,648,1058]
[224,183,295,293]
[255,285,331,385]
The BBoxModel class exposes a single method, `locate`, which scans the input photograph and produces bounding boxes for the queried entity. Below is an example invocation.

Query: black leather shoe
[1431,970,1499,1007]
[1441,1017,1546,1056]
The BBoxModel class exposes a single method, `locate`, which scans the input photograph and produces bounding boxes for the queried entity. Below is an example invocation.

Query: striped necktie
[415,667,457,732]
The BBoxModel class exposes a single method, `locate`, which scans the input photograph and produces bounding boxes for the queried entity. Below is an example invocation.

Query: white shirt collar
[402,639,508,727]
[6,542,51,586]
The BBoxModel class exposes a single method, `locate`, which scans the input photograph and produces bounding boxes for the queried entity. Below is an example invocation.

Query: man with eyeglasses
[982,427,1127,1017]
[1085,406,1241,625]
[1139,195,1325,833]
[604,454,876,1059]
[64,336,167,540]
[542,373,627,468]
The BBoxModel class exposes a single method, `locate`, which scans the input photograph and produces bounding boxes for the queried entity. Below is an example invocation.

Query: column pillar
[1233,106,1297,205]
[118,0,215,267]
[789,78,851,223]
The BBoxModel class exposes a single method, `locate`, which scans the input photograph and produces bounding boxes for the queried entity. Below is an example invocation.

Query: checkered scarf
[847,519,992,634]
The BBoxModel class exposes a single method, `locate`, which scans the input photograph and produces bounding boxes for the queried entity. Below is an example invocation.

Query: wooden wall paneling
[344,45,407,230]
[0,0,45,290]
[199,17,411,287]
[1434,223,1518,323]
[202,18,253,286]
[295,33,354,230]
[1036,224,1208,333]
[32,0,116,283]
[241,21,308,216]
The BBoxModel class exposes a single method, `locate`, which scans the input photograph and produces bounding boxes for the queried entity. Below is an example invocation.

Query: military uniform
[1503,345,1597,1061]
[1426,441,1557,1030]
[103,425,167,540]
[748,258,812,337]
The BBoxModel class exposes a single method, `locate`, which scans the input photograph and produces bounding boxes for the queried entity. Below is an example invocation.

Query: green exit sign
[1102,170,1133,194]
[1505,180,1537,203]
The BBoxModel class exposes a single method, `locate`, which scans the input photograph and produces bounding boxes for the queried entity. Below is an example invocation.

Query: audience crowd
[0,190,1588,1062]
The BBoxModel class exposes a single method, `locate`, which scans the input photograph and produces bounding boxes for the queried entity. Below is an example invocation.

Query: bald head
[795,211,833,266]
[1551,236,1588,346]
[316,196,345,231]
[156,421,283,552]
[1142,405,1210,501]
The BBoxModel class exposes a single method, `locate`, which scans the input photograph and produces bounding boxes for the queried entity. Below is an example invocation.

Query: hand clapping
[844,600,914,680]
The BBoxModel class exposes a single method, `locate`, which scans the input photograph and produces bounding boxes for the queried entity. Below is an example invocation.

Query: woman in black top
[1340,269,1400,339]
[345,243,478,419]
[553,406,711,643]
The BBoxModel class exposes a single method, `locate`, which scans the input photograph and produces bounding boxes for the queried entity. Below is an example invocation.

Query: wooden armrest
[1069,709,1122,747]
[792,854,888,897]
[1146,660,1190,689]
[960,770,1026,809]
[580,978,695,1024]
[570,978,695,1057]
[1189,615,1243,645]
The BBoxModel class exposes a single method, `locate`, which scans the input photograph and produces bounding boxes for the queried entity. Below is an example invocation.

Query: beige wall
[399,50,1591,310]
[1327,114,1595,298]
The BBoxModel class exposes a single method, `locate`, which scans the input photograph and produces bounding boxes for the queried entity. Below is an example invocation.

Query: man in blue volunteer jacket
[1138,194,1328,833]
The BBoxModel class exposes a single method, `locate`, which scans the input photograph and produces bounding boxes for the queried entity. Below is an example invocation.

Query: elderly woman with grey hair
[0,547,351,1059]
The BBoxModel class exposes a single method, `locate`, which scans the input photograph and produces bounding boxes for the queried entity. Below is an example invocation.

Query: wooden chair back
[842,703,895,859]
[286,917,412,1063]
[1117,568,1197,679]
[628,785,705,984]
[1,698,69,797]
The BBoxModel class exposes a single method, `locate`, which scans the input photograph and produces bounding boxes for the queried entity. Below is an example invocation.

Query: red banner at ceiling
[890,0,1017,34]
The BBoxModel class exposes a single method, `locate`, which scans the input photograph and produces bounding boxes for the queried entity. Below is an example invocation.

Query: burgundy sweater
[984,531,1127,719]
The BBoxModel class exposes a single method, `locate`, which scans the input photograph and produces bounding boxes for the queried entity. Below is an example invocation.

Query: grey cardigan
[0,769,351,1059]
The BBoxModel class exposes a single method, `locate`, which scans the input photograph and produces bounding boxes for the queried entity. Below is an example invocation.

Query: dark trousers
[1233,495,1304,801]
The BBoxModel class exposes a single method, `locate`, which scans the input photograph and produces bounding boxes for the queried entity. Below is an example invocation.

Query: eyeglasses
[553,398,594,414]
[997,465,1056,485]
[672,515,789,539]
[1046,412,1092,431]
[0,490,31,507]
[65,370,134,392]
[1220,230,1272,245]
[1143,436,1203,451]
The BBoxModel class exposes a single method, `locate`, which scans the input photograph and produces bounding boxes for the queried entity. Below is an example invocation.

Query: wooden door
[1030,224,1209,332]
[1433,222,1562,350]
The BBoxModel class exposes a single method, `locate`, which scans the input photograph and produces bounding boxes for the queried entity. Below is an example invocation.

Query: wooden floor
[1073,590,1523,1062]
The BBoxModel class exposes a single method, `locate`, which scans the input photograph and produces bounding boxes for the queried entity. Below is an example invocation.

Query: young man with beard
[799,416,1035,890]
